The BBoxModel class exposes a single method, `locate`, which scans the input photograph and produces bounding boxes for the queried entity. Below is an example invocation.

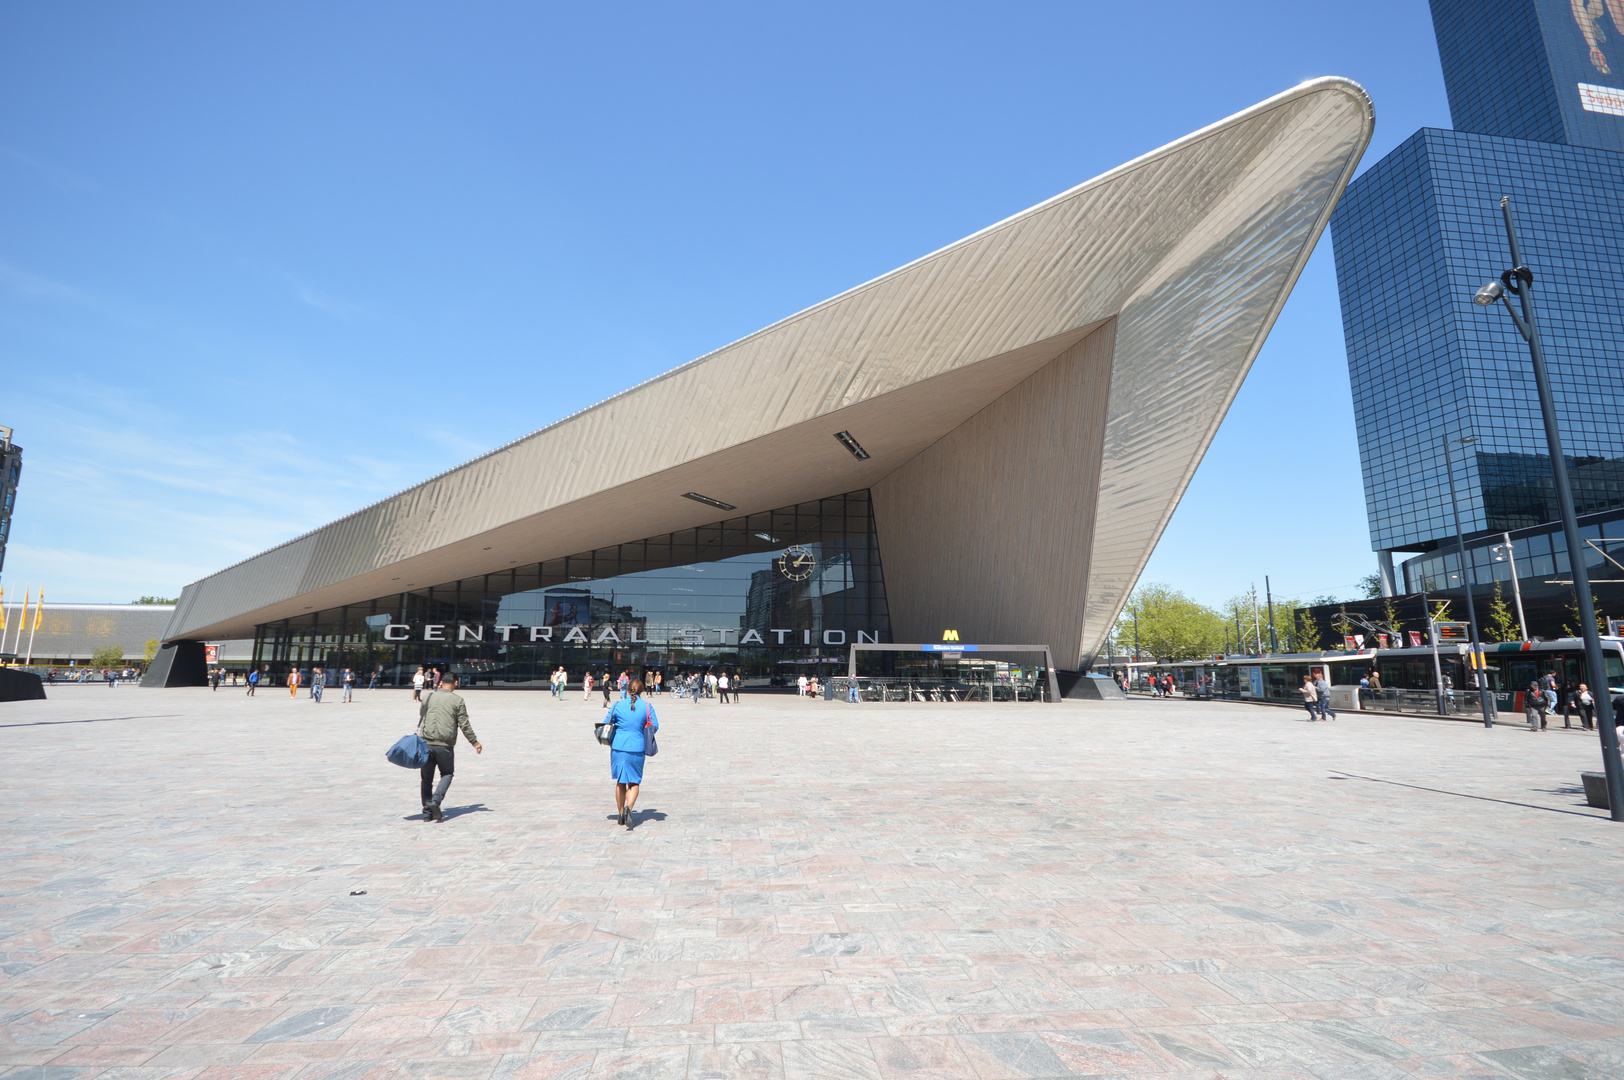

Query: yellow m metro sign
[942,629,960,642]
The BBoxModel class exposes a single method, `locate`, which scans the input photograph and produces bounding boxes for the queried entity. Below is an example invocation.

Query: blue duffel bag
[387,733,429,769]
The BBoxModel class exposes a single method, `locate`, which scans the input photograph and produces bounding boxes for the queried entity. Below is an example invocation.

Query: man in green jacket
[418,671,482,821]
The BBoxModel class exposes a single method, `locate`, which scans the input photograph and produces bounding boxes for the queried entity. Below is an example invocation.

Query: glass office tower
[1330,0,1624,628]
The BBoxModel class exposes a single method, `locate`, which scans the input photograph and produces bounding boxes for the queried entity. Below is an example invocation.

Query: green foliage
[91,644,125,668]
[1359,573,1383,599]
[1561,589,1605,638]
[1332,605,1353,643]
[133,596,177,605]
[143,638,160,665]
[1116,583,1227,661]
[1485,582,1518,643]
[1381,597,1403,634]
[1295,607,1322,652]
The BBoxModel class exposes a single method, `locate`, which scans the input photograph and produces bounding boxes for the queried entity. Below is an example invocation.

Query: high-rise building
[1331,0,1624,632]
[0,427,20,578]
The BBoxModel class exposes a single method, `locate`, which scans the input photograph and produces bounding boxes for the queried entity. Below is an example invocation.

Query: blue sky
[0,1,1451,610]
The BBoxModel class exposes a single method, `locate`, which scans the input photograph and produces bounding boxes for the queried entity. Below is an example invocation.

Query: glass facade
[1433,0,1624,152]
[1330,127,1624,554]
[1400,506,1624,640]
[253,489,890,687]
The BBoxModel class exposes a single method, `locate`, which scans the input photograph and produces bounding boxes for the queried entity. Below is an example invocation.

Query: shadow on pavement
[0,715,179,729]
[1332,770,1604,819]
[400,803,493,822]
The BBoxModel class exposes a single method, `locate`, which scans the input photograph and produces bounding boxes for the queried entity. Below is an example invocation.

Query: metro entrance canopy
[150,79,1373,690]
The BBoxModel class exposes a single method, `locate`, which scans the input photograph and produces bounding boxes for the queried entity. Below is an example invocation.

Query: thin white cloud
[0,144,97,192]
[0,260,93,304]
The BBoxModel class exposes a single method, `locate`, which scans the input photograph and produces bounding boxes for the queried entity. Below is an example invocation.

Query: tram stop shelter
[846,641,1062,702]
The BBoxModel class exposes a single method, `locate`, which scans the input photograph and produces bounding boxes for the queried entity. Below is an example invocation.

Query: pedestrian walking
[369,667,380,690]
[247,668,258,696]
[311,667,324,703]
[341,667,354,703]
[796,674,807,698]
[618,670,630,699]
[416,671,482,821]
[1299,674,1319,721]
[288,668,301,698]
[210,667,220,691]
[412,666,425,702]
[1314,672,1335,721]
[583,670,594,701]
[606,678,658,829]
[1578,683,1596,730]
[716,670,729,704]
[601,672,614,709]
[1526,679,1548,731]
[654,671,663,695]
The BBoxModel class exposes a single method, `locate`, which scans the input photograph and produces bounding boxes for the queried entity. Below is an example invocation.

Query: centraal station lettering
[380,623,882,646]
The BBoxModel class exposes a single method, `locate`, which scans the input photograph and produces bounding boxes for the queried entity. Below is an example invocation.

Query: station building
[148,80,1373,692]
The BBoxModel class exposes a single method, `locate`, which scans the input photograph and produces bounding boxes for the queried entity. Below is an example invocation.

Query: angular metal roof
[164,78,1373,666]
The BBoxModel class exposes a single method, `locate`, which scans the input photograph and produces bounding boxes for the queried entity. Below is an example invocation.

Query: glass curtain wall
[252,489,889,688]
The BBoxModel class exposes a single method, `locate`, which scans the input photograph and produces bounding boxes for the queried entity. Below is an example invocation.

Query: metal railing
[827,676,1049,702]
[1356,687,1492,717]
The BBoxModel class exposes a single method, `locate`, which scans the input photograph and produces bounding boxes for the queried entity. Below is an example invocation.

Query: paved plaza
[3,685,1623,1080]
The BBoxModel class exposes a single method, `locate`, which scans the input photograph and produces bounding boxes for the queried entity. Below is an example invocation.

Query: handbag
[594,719,615,746]
[643,704,659,757]
[386,733,429,769]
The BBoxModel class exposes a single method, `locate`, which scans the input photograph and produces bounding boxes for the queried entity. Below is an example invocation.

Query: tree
[1381,597,1404,638]
[1484,582,1518,643]
[1561,589,1605,638]
[133,596,177,605]
[1332,605,1353,645]
[91,644,124,669]
[1295,607,1322,652]
[1116,583,1227,661]
[1359,573,1382,599]
[143,638,160,665]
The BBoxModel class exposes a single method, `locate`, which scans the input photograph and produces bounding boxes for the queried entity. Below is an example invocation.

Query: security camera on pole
[1474,195,1624,821]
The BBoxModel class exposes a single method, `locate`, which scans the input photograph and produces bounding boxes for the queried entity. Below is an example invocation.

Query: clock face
[776,544,817,581]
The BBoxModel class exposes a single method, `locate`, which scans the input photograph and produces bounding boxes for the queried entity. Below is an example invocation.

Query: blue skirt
[611,750,646,784]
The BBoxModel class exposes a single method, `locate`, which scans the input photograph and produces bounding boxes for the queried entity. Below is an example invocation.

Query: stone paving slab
[2,684,1622,1079]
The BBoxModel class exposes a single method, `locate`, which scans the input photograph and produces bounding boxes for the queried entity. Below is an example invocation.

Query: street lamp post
[1265,576,1279,653]
[1419,580,1447,715]
[1490,532,1529,641]
[1475,194,1624,821]
[1442,434,1495,727]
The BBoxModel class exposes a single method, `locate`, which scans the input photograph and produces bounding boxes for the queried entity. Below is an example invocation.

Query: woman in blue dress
[608,679,658,828]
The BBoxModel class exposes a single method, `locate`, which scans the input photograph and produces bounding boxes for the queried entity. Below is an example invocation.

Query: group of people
[559,667,742,703]
[274,666,360,702]
[795,674,821,698]
[1523,672,1598,731]
[409,668,659,831]
[411,665,448,702]
[1298,672,1337,721]
[1145,673,1178,698]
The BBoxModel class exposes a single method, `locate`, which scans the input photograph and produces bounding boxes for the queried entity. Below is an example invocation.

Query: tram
[1122,637,1624,716]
